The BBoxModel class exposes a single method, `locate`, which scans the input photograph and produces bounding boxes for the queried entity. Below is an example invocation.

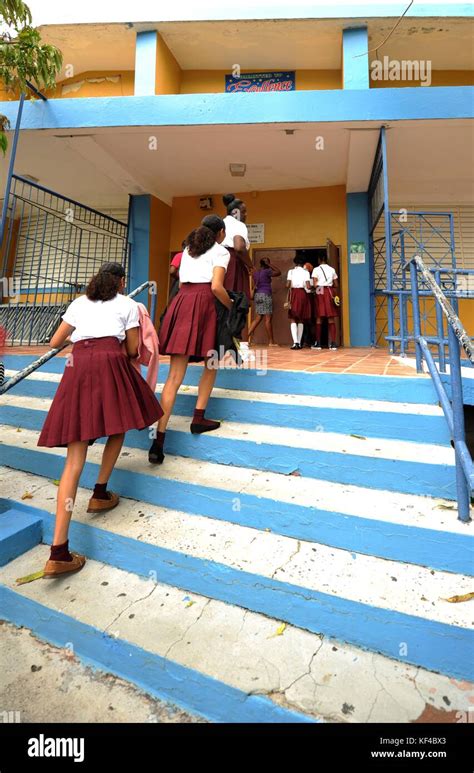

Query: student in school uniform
[38,262,163,578]
[286,255,312,349]
[248,257,281,346]
[221,194,252,298]
[149,215,232,465]
[221,194,252,355]
[301,260,315,347]
[311,256,340,351]
[168,240,186,302]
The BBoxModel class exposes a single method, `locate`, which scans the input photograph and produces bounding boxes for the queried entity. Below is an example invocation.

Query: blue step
[0,405,456,498]
[1,501,473,683]
[5,377,450,445]
[2,355,440,403]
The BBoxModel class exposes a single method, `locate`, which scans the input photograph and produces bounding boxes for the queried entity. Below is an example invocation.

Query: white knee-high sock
[290,322,298,343]
[297,323,304,343]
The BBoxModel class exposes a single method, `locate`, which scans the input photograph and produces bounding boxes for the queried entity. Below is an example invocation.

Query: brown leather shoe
[87,491,120,514]
[43,552,86,579]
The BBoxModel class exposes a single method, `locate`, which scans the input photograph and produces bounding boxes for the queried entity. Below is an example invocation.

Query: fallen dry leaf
[21,492,33,500]
[442,592,474,604]
[268,622,287,639]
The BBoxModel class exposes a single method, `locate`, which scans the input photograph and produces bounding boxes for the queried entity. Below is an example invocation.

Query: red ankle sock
[50,540,73,563]
[93,483,109,500]
[155,431,166,447]
[191,409,220,432]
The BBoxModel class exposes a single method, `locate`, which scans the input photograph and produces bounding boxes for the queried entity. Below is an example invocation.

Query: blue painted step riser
[0,509,42,566]
[0,588,314,723]
[5,379,451,445]
[1,448,471,577]
[2,355,440,404]
[1,507,472,682]
[0,405,456,498]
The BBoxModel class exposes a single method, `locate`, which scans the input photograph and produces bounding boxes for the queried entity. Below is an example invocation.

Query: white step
[4,369,444,416]
[0,393,452,464]
[2,547,473,724]
[2,470,472,628]
[0,432,465,536]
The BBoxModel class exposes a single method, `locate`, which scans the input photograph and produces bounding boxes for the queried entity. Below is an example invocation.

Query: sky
[24,0,472,26]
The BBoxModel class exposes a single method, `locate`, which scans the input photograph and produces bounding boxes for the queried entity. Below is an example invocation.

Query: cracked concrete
[0,622,206,723]
[1,539,473,723]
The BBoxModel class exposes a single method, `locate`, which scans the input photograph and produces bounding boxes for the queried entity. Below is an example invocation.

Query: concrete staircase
[0,354,473,723]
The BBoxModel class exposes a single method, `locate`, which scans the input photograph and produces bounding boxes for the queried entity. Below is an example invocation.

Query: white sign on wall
[247,223,265,244]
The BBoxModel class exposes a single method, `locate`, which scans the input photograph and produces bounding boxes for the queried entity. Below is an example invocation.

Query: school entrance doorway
[251,241,342,347]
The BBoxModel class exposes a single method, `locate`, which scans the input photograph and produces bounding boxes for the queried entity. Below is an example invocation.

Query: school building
[0,3,473,349]
[1,4,474,724]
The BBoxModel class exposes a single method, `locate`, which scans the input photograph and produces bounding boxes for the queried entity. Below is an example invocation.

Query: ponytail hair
[222,193,244,216]
[186,225,217,258]
[86,261,125,301]
[201,214,225,236]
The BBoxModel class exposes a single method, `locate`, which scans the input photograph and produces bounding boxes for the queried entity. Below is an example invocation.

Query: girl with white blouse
[150,215,232,464]
[221,193,252,299]
[38,262,163,578]
[286,255,312,349]
[312,257,339,351]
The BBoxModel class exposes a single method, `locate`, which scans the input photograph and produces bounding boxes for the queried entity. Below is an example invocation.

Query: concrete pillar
[343,27,369,90]
[346,192,372,346]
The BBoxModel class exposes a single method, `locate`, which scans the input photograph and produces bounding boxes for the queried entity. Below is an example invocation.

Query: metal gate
[0,175,129,345]
[368,129,469,358]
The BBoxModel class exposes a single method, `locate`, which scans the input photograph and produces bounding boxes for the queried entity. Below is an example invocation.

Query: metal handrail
[0,281,157,396]
[405,254,473,523]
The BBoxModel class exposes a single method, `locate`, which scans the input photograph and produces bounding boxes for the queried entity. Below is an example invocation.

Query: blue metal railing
[370,210,468,354]
[406,254,473,523]
[0,281,157,396]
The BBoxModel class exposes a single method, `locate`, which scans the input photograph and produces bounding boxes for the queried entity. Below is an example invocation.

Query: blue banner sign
[225,71,296,93]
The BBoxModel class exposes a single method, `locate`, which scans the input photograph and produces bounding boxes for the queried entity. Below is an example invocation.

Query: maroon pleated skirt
[315,286,339,318]
[38,336,163,448]
[223,248,250,299]
[159,282,217,361]
[288,288,312,322]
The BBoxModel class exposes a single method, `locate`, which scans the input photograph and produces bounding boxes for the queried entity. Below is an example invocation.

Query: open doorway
[251,242,342,347]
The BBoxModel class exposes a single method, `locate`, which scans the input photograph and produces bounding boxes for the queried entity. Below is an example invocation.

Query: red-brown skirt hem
[37,336,163,448]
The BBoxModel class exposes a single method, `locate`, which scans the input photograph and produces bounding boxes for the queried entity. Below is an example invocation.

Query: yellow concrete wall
[459,299,474,337]
[0,72,134,101]
[371,70,474,88]
[180,69,341,93]
[170,185,350,342]
[156,33,182,95]
[50,71,135,98]
[149,195,173,317]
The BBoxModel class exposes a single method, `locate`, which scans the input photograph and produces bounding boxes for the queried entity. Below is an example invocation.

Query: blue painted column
[128,195,151,305]
[343,27,369,89]
[134,30,157,96]
[347,193,371,346]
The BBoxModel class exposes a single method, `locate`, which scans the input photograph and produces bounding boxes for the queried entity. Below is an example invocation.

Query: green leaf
[16,569,44,585]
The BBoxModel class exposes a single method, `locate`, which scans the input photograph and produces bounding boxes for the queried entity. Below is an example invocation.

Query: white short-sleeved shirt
[179,242,230,284]
[312,264,338,287]
[222,215,250,250]
[62,293,140,343]
[287,266,311,291]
